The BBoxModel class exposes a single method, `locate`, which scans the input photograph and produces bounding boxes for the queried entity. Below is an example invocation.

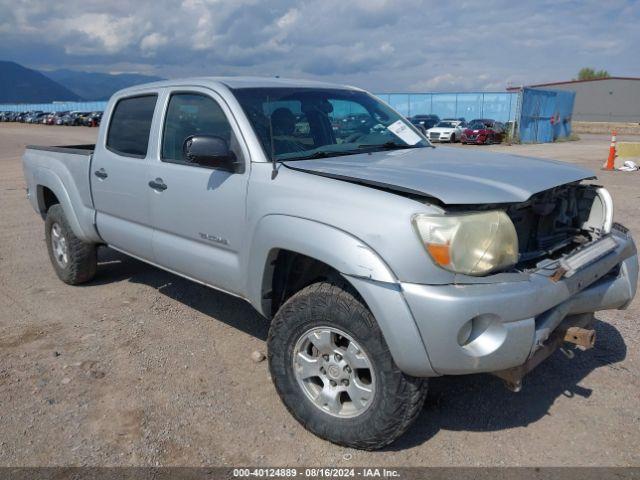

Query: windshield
[435,121,456,128]
[232,87,429,161]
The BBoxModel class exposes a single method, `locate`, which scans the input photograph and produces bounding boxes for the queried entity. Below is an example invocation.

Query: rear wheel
[268,280,428,450]
[45,204,97,285]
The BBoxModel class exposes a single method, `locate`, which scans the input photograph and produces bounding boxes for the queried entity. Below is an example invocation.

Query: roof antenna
[268,95,278,179]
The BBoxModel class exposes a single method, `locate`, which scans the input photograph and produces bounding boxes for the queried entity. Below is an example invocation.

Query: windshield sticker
[387,120,422,145]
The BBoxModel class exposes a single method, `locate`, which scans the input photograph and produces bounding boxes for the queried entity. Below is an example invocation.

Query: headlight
[412,211,519,275]
[585,187,613,233]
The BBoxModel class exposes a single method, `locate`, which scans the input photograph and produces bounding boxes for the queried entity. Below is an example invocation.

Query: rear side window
[106,95,157,157]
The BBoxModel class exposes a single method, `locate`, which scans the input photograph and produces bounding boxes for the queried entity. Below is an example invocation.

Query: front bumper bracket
[493,312,595,392]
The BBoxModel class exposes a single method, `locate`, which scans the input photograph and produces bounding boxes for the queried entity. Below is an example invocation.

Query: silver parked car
[22,77,638,449]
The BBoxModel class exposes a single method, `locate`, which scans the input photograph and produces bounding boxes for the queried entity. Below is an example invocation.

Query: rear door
[91,93,160,261]
[147,87,250,295]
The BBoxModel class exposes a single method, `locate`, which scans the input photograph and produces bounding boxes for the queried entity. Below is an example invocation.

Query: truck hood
[282,146,595,205]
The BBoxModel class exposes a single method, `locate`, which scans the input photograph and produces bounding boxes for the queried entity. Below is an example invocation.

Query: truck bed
[22,143,100,243]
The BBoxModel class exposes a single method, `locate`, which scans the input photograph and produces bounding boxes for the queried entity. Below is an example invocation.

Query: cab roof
[115,76,361,96]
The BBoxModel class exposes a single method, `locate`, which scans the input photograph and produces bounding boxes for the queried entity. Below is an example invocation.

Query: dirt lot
[1,124,639,467]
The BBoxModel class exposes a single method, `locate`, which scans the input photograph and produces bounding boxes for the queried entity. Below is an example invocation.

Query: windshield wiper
[281,150,364,162]
[280,141,428,162]
[357,141,426,150]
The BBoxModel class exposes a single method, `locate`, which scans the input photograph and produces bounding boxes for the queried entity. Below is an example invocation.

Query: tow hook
[550,267,567,282]
[563,327,596,350]
[503,378,522,393]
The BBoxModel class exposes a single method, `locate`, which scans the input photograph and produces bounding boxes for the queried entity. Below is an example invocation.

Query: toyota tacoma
[22,77,638,450]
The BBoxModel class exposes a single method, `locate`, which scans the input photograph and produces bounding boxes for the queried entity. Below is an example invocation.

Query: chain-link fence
[0,93,520,123]
[0,101,108,112]
[375,92,518,123]
[2,88,575,143]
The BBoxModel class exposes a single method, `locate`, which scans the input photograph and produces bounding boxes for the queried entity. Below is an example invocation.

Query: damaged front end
[487,183,633,391]
[506,183,614,274]
[437,182,619,281]
[403,181,637,386]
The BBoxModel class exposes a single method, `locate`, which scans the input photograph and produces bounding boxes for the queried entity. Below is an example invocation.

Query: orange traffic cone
[603,131,617,170]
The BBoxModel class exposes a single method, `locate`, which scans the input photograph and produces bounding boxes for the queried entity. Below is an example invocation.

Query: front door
[148,89,250,296]
[91,93,159,261]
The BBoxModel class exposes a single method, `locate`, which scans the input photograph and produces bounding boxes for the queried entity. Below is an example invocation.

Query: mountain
[43,69,164,101]
[0,61,83,103]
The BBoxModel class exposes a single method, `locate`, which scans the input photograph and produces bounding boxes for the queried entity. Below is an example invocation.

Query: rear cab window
[106,95,158,158]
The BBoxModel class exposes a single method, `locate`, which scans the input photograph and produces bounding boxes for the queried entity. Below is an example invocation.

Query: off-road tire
[45,204,97,285]
[268,279,428,450]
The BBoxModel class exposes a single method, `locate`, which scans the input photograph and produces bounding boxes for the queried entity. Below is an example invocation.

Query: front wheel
[450,133,456,143]
[268,280,428,450]
[45,204,97,285]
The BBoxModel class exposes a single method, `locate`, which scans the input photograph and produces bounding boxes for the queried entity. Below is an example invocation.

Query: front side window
[106,95,157,157]
[161,93,235,163]
[232,87,429,161]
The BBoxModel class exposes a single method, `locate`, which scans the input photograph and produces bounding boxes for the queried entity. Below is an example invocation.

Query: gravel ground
[0,124,638,467]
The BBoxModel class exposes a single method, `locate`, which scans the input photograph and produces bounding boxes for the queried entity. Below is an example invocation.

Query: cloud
[276,8,300,29]
[140,33,169,54]
[49,13,138,55]
[0,0,638,92]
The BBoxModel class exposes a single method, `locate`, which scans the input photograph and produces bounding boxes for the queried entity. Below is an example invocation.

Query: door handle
[94,168,108,179]
[148,178,167,191]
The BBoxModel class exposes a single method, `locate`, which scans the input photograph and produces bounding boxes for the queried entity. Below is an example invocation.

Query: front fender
[246,215,395,311]
[246,214,435,377]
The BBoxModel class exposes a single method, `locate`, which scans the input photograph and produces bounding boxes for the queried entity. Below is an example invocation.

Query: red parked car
[460,119,505,145]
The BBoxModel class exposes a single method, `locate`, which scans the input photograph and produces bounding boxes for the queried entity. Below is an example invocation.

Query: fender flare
[246,215,435,377]
[34,168,100,243]
[246,215,395,312]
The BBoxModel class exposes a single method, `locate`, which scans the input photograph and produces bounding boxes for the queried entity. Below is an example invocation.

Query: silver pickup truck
[22,77,638,450]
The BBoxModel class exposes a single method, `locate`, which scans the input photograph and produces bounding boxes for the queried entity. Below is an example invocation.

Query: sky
[0,0,638,92]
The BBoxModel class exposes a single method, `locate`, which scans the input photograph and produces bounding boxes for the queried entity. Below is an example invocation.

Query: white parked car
[426,120,464,143]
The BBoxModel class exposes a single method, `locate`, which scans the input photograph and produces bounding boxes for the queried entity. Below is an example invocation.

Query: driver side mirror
[183,135,241,173]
